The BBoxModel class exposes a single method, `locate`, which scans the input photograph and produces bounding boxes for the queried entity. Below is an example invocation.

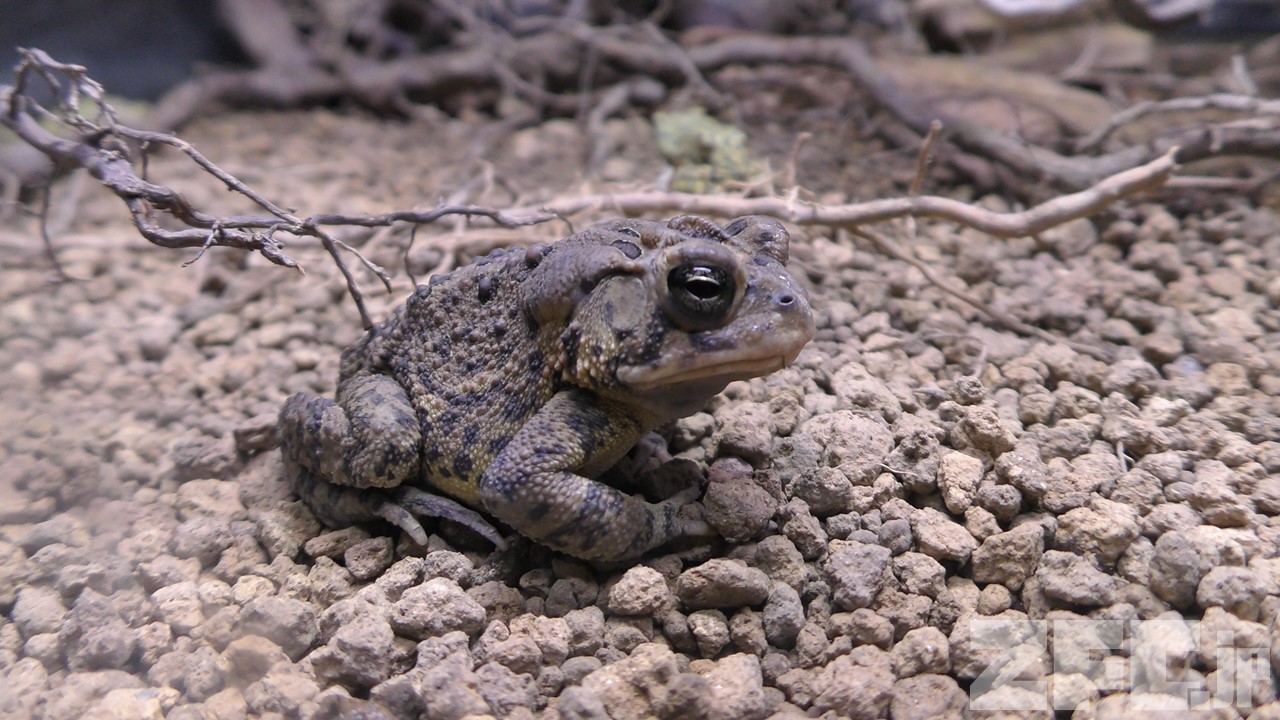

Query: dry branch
[5,2,1279,363]
[0,49,558,329]
[1074,93,1280,152]
[10,3,1275,202]
[0,47,1194,358]
[850,227,1114,361]
[679,34,1280,191]
[520,148,1180,236]
[176,9,1276,194]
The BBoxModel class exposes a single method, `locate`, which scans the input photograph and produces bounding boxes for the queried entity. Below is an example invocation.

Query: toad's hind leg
[478,389,713,563]
[278,374,421,490]
[279,375,506,547]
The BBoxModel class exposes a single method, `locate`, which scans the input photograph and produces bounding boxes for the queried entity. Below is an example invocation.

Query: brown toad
[278,215,814,562]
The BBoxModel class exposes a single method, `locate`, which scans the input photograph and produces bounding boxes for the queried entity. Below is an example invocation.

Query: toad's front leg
[478,388,712,562]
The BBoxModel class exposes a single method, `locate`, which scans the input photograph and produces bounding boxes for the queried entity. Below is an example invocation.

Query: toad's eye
[664,263,736,330]
[656,242,746,331]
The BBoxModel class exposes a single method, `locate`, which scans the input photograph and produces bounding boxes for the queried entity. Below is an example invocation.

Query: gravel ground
[1,106,1279,720]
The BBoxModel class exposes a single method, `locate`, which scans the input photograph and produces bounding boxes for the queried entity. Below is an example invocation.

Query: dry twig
[781,132,812,191]
[909,120,943,196]
[0,49,558,328]
[8,3,1275,202]
[1074,93,1280,153]
[522,148,1180,237]
[35,186,72,282]
[681,35,1280,192]
[849,227,1114,360]
[0,47,1189,357]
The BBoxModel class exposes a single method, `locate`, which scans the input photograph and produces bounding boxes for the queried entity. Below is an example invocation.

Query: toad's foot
[288,460,505,549]
[389,486,507,549]
[658,485,716,539]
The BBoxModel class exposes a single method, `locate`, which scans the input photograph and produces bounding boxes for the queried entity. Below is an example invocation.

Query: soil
[2,80,1279,720]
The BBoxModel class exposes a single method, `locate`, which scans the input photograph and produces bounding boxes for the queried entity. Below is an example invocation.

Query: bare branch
[910,120,943,196]
[527,148,1180,237]
[849,227,1114,360]
[781,132,812,191]
[637,22,728,107]
[1074,93,1280,153]
[682,35,1280,190]
[216,0,316,70]
[0,50,564,329]
[36,185,73,282]
[48,13,1269,199]
[0,45,1210,356]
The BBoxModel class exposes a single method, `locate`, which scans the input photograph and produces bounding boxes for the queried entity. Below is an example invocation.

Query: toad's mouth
[617,343,806,393]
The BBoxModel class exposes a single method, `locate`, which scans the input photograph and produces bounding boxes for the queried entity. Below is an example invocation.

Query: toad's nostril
[777,293,795,307]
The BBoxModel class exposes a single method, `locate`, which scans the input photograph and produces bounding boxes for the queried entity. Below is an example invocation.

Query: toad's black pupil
[685,272,721,299]
[680,263,732,297]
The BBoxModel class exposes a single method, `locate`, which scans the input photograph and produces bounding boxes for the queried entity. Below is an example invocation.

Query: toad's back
[338,245,557,505]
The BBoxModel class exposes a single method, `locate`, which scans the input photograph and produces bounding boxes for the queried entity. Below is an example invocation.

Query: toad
[278,215,813,562]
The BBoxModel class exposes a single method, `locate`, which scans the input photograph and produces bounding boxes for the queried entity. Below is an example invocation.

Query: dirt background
[2,33,1280,720]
